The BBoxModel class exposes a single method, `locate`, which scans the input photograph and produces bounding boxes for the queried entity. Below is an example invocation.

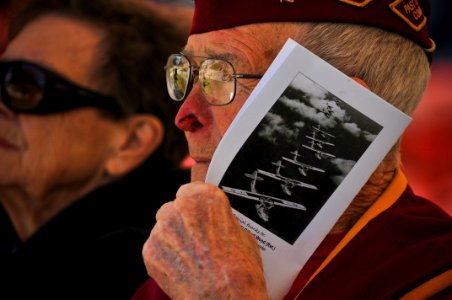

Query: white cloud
[363,131,377,142]
[280,96,338,128]
[342,122,361,137]
[330,158,356,185]
[291,74,327,100]
[258,112,298,143]
[287,73,349,128]
[293,121,305,129]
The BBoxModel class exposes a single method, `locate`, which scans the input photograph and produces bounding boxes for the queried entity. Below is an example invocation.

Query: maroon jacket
[296,185,452,299]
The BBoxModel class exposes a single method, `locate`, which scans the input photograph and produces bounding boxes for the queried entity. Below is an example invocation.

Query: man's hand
[142,182,268,299]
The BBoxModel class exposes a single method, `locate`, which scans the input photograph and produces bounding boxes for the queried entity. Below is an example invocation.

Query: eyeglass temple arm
[233,74,263,79]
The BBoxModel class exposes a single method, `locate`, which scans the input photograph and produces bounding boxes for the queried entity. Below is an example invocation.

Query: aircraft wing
[221,186,306,211]
[282,157,325,173]
[290,179,317,190]
[273,198,306,210]
[221,186,260,201]
[257,169,317,190]
[302,145,336,158]
[256,169,280,180]
[313,125,335,138]
[306,135,335,146]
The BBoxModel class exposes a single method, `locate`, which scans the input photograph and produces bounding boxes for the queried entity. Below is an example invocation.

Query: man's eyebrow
[181,49,239,63]
[207,52,238,62]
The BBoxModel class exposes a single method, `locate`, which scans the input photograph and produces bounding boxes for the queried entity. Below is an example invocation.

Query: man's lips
[190,155,212,166]
[193,158,211,164]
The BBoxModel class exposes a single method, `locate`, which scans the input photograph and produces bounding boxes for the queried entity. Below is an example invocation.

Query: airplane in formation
[302,126,336,160]
[302,142,336,160]
[253,161,317,196]
[219,124,337,221]
[321,98,342,119]
[321,102,335,118]
[223,169,308,221]
[282,150,325,176]
[312,124,335,138]
[306,131,335,149]
[221,185,306,222]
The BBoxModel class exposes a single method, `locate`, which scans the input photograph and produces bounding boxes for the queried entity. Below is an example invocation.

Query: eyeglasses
[0,60,124,116]
[165,53,263,106]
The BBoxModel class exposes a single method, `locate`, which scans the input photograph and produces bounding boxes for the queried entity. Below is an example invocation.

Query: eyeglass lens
[166,54,191,102]
[199,59,235,105]
[166,54,236,105]
[3,64,45,110]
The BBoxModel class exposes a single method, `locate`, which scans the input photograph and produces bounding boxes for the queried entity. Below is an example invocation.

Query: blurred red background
[401,61,452,215]
[401,0,452,216]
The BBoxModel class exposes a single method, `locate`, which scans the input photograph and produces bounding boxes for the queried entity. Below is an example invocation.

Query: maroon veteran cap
[190,0,435,61]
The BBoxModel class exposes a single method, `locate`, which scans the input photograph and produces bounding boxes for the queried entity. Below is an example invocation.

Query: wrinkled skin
[143,182,268,299]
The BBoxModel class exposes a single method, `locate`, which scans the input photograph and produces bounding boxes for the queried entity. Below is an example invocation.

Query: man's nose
[175,110,202,132]
[174,85,209,132]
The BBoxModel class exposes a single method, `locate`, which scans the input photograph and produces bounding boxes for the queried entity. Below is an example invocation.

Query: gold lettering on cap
[339,0,373,7]
[390,0,426,31]
[280,0,295,3]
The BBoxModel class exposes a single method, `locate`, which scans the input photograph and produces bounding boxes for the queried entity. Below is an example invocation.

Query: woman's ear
[105,115,164,177]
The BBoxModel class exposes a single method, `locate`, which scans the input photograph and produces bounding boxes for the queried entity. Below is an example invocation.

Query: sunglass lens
[166,54,190,101]
[5,64,44,111]
[199,59,234,105]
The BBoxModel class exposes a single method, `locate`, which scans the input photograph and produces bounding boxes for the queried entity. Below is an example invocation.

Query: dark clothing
[0,154,189,300]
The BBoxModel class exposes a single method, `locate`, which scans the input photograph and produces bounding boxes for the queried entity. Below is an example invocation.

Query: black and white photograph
[219,72,383,244]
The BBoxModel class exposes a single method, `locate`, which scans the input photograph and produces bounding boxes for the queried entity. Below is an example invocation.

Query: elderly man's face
[175,25,286,181]
[0,15,123,200]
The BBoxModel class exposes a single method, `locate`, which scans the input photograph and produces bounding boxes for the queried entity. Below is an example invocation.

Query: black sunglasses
[0,60,124,116]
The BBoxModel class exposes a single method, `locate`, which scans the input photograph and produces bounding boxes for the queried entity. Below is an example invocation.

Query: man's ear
[105,115,164,177]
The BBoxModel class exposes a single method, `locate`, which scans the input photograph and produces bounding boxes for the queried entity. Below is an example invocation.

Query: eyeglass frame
[166,53,263,106]
[0,59,125,117]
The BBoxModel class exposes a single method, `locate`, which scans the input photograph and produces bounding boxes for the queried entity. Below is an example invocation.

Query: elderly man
[0,0,190,299]
[139,0,452,299]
